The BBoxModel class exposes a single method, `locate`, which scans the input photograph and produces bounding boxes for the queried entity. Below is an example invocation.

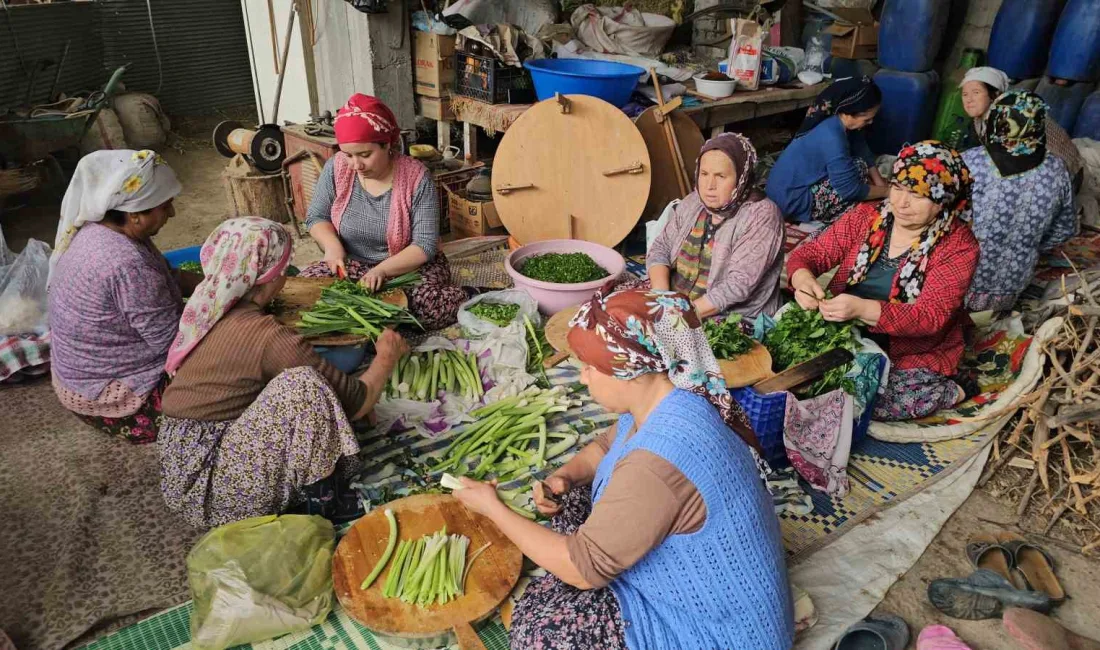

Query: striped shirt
[305,157,439,264]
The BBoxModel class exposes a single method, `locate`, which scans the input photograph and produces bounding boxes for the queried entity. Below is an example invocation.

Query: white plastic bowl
[693,73,737,98]
[505,240,626,315]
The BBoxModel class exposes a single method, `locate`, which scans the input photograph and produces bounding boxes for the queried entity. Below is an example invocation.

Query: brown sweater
[162,302,367,421]
[565,426,706,589]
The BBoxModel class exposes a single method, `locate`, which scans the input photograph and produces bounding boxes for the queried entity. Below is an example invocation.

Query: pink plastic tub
[505,239,626,315]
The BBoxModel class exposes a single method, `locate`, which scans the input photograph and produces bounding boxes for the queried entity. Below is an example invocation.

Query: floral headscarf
[848,141,972,303]
[50,149,181,283]
[165,217,292,375]
[567,279,761,454]
[796,76,882,137]
[984,90,1048,177]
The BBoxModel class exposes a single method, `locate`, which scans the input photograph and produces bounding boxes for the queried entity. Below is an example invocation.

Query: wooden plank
[344,3,374,94]
[635,106,705,221]
[463,121,479,163]
[312,0,354,111]
[297,0,320,116]
[752,348,854,394]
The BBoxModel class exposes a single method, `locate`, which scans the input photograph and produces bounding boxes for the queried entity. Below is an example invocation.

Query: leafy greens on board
[703,315,754,359]
[519,252,609,285]
[763,305,858,397]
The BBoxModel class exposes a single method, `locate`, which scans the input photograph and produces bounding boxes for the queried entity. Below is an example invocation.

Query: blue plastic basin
[523,58,645,107]
[163,245,202,269]
[316,344,368,374]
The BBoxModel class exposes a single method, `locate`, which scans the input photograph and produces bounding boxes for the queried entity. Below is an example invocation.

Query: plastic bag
[646,199,679,253]
[188,515,336,650]
[727,18,763,91]
[0,227,51,336]
[458,289,541,339]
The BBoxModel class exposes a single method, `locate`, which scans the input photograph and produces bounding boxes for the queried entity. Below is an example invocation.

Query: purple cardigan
[48,223,182,400]
[647,192,784,318]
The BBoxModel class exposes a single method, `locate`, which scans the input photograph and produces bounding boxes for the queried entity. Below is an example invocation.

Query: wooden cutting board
[273,276,408,347]
[332,494,523,650]
[717,342,774,388]
[541,306,578,368]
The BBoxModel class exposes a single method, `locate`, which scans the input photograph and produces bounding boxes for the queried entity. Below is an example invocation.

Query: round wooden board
[332,494,523,645]
[491,94,651,248]
[543,306,578,357]
[717,342,774,389]
[634,106,705,222]
[274,276,407,347]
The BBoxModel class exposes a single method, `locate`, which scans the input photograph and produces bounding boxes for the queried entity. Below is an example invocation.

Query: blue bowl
[523,59,645,107]
[316,344,368,374]
[163,245,202,269]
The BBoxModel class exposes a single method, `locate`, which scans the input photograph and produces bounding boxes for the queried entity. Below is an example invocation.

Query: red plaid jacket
[786,202,980,376]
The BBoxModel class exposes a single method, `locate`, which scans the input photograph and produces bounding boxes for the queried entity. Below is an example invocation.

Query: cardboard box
[415,31,456,98]
[417,95,454,122]
[825,8,878,60]
[447,189,505,238]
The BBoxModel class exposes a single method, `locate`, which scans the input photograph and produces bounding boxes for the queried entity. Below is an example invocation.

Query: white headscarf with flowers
[50,149,182,283]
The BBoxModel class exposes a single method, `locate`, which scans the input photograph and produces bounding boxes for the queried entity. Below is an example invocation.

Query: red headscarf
[334,93,400,147]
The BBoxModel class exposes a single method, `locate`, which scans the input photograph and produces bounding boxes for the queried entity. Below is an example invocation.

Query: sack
[457,289,541,339]
[727,19,763,91]
[645,198,679,253]
[0,226,50,336]
[188,515,336,650]
[80,107,128,154]
[112,93,170,150]
[571,4,676,57]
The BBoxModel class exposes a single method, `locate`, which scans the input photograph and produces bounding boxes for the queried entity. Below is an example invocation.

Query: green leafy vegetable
[177,261,203,274]
[468,301,521,327]
[524,315,551,387]
[377,527,472,605]
[387,349,484,402]
[763,305,858,397]
[295,276,421,339]
[519,252,609,284]
[703,315,754,359]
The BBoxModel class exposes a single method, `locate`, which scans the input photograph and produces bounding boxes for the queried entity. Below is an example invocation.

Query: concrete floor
[3,142,1099,650]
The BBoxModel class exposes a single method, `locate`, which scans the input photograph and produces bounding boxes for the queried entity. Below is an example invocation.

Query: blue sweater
[593,389,793,650]
[766,115,874,222]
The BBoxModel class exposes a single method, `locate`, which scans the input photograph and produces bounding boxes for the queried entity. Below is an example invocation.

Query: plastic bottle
[877,0,951,72]
[868,69,942,156]
[932,49,983,149]
[988,0,1066,80]
[1048,0,1100,82]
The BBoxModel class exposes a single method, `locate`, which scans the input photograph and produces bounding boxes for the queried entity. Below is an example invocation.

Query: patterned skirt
[69,374,169,444]
[509,488,628,650]
[157,367,360,528]
[299,252,467,330]
[872,367,963,422]
[809,158,871,224]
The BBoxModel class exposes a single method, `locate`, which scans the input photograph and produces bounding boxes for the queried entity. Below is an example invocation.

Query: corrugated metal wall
[0,2,105,111]
[99,0,256,116]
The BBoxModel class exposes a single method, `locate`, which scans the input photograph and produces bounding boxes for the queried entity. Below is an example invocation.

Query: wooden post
[437,120,452,152]
[463,121,479,163]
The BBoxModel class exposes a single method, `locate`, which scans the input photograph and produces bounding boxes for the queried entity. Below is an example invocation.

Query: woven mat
[449,247,513,290]
[450,97,531,134]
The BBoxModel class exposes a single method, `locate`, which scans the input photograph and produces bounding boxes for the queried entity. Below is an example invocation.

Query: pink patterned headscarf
[330,93,427,256]
[165,217,292,375]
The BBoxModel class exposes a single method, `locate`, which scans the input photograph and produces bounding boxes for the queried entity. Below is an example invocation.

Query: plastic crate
[732,387,789,467]
[434,163,484,236]
[454,51,536,105]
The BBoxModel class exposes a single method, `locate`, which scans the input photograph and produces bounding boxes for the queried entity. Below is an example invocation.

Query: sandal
[928,569,1052,620]
[833,613,909,650]
[998,532,1066,602]
[1003,608,1100,650]
[966,532,1014,583]
[917,625,973,650]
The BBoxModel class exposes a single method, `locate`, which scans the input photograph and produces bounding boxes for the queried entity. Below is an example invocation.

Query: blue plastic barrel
[877,0,951,72]
[523,59,644,108]
[988,0,1066,80]
[1073,89,1100,138]
[1036,77,1097,131]
[1048,0,1100,81]
[868,69,942,155]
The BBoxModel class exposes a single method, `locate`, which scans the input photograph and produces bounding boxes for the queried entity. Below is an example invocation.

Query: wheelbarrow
[0,65,129,165]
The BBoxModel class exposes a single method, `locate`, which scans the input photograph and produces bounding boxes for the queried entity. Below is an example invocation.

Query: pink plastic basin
[505,239,626,315]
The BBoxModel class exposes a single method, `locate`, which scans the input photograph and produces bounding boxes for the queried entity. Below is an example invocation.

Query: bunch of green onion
[295,275,421,339]
[387,349,484,401]
[380,526,490,606]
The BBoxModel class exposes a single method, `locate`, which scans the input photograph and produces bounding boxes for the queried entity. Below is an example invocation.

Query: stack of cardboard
[415,31,456,122]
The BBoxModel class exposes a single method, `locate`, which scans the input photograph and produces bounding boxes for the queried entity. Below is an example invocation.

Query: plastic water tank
[1036,77,1097,132]
[932,48,983,149]
[868,69,942,155]
[988,0,1066,80]
[1048,0,1100,82]
[877,0,951,72]
[1073,90,1100,138]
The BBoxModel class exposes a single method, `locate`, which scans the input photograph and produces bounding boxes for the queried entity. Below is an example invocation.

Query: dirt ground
[3,140,1099,650]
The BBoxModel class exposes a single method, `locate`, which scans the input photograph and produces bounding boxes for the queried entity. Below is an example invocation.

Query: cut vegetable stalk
[360,509,398,590]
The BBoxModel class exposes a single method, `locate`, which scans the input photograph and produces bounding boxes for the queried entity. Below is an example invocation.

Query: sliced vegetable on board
[374,526,475,606]
[295,278,421,340]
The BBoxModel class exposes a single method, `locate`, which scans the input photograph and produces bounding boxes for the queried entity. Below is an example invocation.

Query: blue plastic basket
[315,344,368,374]
[163,245,201,269]
[732,387,788,467]
[523,58,645,108]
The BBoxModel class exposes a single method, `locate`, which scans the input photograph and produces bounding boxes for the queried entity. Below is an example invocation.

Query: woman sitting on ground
[49,150,201,443]
[159,217,407,528]
[766,76,889,223]
[958,67,1083,191]
[963,91,1078,313]
[453,283,793,650]
[787,141,980,422]
[299,93,466,330]
[647,132,784,319]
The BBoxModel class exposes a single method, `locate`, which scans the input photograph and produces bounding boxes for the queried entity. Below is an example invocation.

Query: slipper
[917,625,973,650]
[1003,608,1100,650]
[833,613,909,650]
[966,532,1014,583]
[998,532,1066,602]
[928,569,1052,620]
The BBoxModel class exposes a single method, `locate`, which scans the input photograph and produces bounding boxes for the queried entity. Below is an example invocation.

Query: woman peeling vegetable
[298,93,466,330]
[158,218,408,527]
[452,282,792,650]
